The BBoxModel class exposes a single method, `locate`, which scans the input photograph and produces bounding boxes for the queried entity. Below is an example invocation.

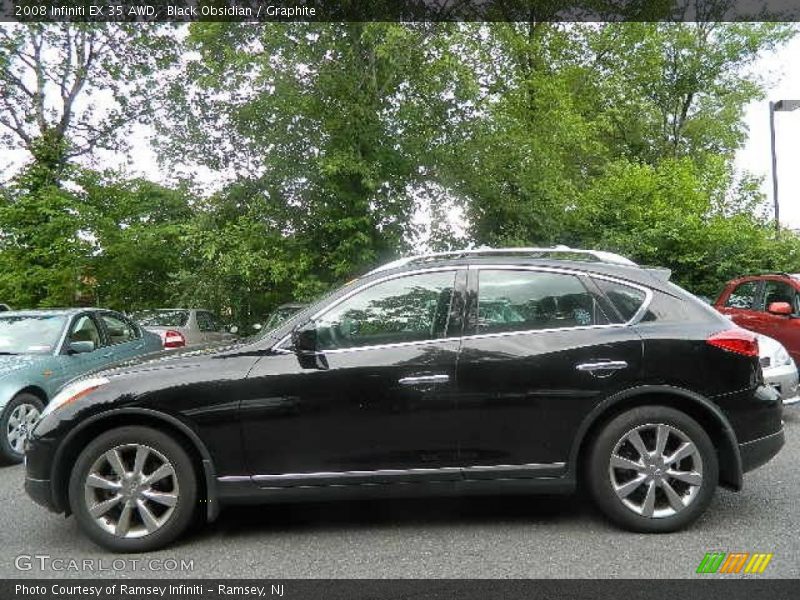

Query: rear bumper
[739,427,785,473]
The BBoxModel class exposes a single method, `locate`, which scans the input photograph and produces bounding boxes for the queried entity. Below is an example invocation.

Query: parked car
[0,304,10,312]
[263,303,308,332]
[716,308,799,407]
[26,247,783,552]
[756,333,799,405]
[0,309,162,463]
[132,309,238,349]
[715,273,800,364]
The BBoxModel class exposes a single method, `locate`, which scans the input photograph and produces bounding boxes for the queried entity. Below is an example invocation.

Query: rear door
[455,267,644,476]
[96,311,147,362]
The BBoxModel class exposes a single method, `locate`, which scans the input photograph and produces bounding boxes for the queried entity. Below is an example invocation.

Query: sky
[735,32,800,229]
[3,26,800,229]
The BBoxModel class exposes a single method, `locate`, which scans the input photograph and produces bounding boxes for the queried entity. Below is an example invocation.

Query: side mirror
[291,322,327,370]
[768,301,793,316]
[68,341,95,354]
[291,321,318,354]
[229,325,239,334]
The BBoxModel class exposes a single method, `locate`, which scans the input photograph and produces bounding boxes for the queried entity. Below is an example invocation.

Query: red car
[715,273,800,363]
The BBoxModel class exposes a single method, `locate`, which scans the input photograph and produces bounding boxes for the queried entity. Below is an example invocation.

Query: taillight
[707,328,759,357]
[163,330,186,349]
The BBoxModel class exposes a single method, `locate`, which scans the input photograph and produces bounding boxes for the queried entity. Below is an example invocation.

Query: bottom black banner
[1,579,799,600]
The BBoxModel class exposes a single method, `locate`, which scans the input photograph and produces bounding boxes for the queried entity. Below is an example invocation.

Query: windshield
[0,315,67,355]
[133,310,190,327]
[265,306,306,331]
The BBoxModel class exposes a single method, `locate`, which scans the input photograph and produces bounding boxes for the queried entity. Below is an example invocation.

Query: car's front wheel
[0,393,44,464]
[587,405,718,533]
[68,426,197,552]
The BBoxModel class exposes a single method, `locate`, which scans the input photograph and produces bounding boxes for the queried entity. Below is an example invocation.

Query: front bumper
[740,427,785,473]
[763,363,799,402]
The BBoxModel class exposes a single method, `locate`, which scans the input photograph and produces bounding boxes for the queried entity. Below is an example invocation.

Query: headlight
[772,346,793,368]
[39,377,110,419]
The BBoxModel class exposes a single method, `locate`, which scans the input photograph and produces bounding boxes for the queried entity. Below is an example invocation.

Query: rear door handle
[576,361,628,372]
[399,374,450,386]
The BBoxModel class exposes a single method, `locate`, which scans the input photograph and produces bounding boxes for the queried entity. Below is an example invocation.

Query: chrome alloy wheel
[608,423,703,519]
[84,444,179,538]
[7,402,40,454]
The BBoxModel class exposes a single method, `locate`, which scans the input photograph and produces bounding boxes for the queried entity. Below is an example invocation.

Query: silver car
[758,332,799,406]
[132,309,238,349]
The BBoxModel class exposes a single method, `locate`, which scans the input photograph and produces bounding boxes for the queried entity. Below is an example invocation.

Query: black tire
[0,393,44,465]
[68,426,197,552]
[586,406,718,533]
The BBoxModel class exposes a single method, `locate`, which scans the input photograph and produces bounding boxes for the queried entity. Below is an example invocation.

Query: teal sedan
[0,309,162,463]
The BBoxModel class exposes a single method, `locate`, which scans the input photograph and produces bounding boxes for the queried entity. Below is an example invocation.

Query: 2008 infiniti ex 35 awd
[24,248,784,552]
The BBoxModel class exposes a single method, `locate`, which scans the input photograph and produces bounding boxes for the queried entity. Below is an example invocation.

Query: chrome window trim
[274,266,462,351]
[468,263,654,327]
[272,264,654,354]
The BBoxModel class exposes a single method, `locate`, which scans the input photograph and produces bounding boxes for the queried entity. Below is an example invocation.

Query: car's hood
[0,353,47,380]
[88,338,261,381]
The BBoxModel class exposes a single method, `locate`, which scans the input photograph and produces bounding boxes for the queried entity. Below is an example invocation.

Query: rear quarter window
[593,278,646,322]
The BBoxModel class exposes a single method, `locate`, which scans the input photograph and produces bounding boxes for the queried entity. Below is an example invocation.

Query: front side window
[315,271,457,350]
[68,315,102,350]
[477,270,610,334]
[101,314,138,345]
[725,281,759,310]
[761,280,797,313]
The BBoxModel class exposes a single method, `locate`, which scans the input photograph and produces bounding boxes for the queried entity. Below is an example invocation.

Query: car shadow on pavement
[186,492,601,543]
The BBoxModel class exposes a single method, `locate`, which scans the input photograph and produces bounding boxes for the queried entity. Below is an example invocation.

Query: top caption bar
[3,0,800,23]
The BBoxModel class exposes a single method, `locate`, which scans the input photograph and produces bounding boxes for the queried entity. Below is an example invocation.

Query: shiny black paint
[25,257,785,518]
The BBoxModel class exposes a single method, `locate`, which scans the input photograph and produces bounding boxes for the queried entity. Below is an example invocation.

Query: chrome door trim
[237,462,567,485]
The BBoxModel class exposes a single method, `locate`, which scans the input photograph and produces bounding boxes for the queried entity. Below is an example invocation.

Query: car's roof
[0,308,90,317]
[367,256,671,290]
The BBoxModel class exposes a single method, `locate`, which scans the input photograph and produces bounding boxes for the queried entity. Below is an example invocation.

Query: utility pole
[769,99,800,233]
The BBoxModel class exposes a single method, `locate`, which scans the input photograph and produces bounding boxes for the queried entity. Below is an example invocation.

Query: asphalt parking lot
[1,409,797,579]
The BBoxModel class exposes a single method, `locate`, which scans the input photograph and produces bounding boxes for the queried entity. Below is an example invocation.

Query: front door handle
[576,360,628,372]
[398,374,450,386]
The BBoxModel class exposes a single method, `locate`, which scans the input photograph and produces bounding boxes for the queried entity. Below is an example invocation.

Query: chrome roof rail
[368,246,639,274]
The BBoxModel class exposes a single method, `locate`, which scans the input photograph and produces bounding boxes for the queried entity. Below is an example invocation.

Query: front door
[757,279,800,363]
[60,313,111,378]
[242,269,466,485]
[455,268,644,477]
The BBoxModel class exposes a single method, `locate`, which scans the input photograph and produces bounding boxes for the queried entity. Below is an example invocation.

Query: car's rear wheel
[68,426,197,552]
[587,406,718,533]
[0,393,44,464]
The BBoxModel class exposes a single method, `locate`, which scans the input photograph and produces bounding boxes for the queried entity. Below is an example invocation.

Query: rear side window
[101,314,140,344]
[476,270,611,334]
[196,311,219,332]
[725,281,759,309]
[594,279,646,322]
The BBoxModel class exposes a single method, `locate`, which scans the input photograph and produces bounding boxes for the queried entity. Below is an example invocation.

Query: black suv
[25,248,784,552]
